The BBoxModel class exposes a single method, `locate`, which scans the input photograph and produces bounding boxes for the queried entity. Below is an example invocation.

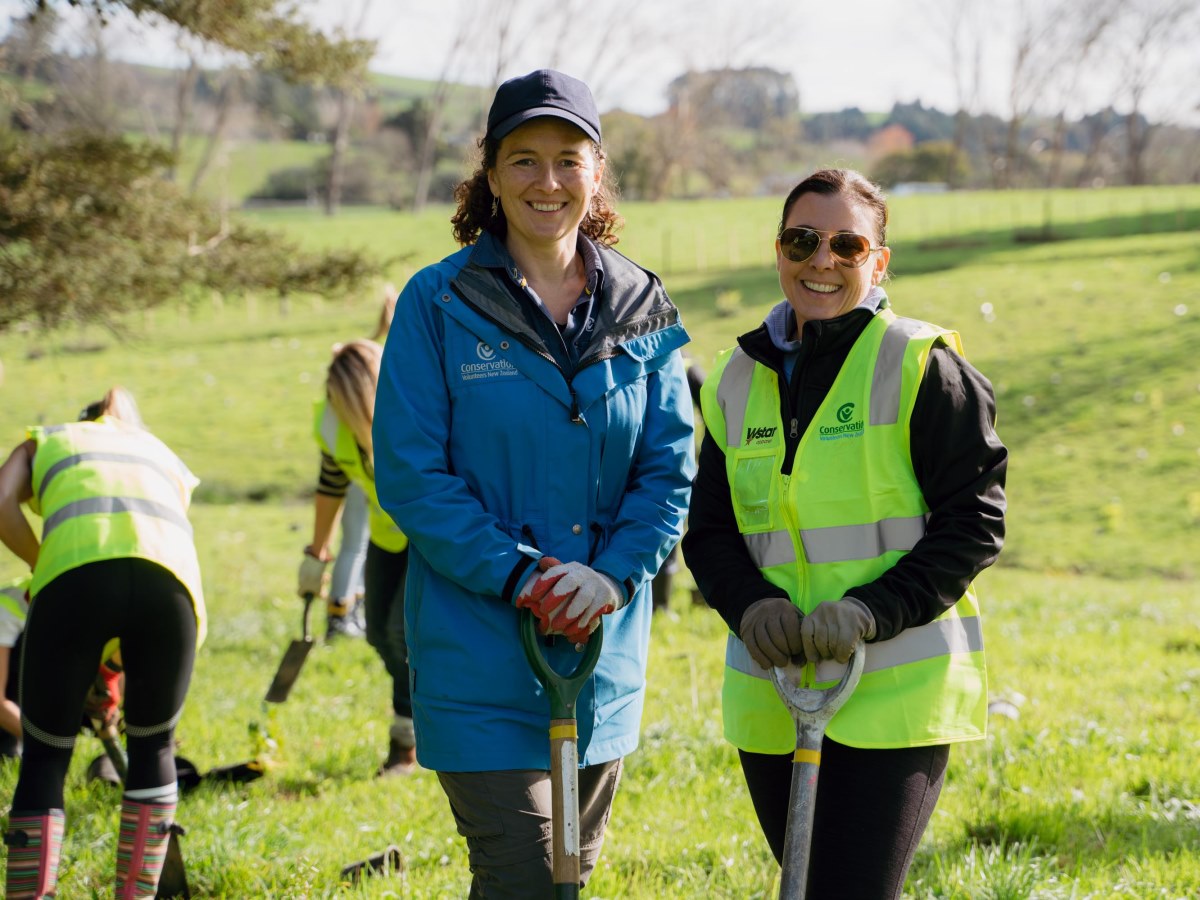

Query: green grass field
[0,186,1198,896]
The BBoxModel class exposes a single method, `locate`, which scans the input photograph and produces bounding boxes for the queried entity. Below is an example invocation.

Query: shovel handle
[519,610,603,721]
[92,717,129,782]
[301,592,315,641]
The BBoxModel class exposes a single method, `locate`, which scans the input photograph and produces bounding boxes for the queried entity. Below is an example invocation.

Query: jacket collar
[452,241,684,367]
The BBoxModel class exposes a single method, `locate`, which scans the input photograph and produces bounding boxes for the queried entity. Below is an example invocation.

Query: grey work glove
[738,597,805,669]
[799,597,876,664]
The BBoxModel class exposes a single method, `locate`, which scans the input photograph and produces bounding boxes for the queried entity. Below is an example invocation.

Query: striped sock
[3,808,65,899]
[115,797,176,899]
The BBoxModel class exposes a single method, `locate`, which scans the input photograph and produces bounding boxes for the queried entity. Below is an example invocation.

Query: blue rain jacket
[374,242,695,772]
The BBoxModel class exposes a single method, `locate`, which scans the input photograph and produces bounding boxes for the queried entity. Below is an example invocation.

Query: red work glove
[543,563,624,644]
[82,661,123,729]
[514,556,570,635]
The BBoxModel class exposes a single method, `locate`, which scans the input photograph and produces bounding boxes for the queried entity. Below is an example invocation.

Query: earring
[491,197,499,219]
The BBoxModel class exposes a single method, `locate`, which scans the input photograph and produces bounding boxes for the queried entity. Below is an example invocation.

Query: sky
[2,0,1197,125]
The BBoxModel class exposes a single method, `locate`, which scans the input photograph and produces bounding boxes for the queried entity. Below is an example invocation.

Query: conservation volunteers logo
[459,341,518,382]
[819,402,864,440]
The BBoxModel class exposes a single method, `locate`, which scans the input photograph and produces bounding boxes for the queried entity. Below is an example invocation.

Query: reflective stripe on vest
[704,308,986,751]
[313,401,408,553]
[43,496,193,540]
[726,615,984,683]
[742,515,927,569]
[38,452,185,506]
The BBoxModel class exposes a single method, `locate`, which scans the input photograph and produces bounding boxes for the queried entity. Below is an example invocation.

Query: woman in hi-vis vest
[682,169,1007,898]
[321,287,401,642]
[0,386,205,899]
[297,339,415,776]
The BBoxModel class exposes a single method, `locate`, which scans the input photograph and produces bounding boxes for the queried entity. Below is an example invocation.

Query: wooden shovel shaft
[550,718,581,896]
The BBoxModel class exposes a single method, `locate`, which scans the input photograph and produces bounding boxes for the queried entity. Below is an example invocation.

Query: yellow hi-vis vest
[313,401,408,553]
[0,577,29,628]
[701,308,987,751]
[27,418,207,646]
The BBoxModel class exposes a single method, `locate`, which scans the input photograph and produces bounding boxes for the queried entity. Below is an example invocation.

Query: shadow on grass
[193,480,309,504]
[959,799,1200,868]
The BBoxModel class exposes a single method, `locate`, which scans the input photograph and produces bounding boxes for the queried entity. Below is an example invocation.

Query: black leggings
[739,738,949,900]
[13,558,196,810]
[363,543,410,718]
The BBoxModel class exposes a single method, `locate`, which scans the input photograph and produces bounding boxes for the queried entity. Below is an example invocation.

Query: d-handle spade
[771,642,865,900]
[520,610,604,900]
[265,593,316,703]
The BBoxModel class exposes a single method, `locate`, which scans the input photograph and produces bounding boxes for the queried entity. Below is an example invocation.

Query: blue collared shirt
[471,231,605,372]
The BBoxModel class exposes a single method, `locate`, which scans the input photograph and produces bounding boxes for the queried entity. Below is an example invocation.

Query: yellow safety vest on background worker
[702,308,987,752]
[27,417,207,646]
[313,401,408,553]
[0,576,29,626]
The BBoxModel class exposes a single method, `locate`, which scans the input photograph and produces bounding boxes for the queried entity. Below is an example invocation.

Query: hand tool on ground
[265,592,316,703]
[339,844,405,886]
[520,609,603,900]
[85,711,265,793]
[770,642,865,900]
[172,755,265,792]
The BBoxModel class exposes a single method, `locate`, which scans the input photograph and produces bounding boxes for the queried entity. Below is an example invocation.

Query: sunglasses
[778,227,884,268]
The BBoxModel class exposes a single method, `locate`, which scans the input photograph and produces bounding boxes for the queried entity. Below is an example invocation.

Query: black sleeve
[317,450,351,498]
[847,344,1007,642]
[685,361,706,408]
[681,431,783,635]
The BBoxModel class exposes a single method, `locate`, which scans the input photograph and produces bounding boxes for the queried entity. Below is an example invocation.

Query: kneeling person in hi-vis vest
[0,386,206,899]
[682,168,1007,899]
[0,574,30,760]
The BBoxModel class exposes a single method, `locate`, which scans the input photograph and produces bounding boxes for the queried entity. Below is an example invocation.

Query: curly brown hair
[450,135,623,247]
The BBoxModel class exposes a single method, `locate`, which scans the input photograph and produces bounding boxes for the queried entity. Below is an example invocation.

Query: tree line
[2,0,1198,332]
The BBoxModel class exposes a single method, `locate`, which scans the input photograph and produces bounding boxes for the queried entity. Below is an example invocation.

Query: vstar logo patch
[745,425,777,444]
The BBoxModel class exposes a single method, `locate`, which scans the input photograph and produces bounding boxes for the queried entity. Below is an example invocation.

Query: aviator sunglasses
[778,226,884,268]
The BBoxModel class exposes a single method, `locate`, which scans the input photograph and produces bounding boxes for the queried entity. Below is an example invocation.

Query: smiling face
[775,190,891,329]
[486,118,603,257]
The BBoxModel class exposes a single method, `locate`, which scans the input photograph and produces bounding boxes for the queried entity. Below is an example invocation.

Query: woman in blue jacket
[374,69,694,895]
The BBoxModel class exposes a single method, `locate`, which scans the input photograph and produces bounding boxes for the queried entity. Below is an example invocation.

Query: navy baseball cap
[486,69,602,144]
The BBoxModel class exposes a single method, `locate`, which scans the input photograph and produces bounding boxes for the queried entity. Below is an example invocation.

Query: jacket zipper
[742,341,805,477]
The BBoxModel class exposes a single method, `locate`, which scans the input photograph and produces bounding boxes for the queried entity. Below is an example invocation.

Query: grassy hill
[0,188,1197,896]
